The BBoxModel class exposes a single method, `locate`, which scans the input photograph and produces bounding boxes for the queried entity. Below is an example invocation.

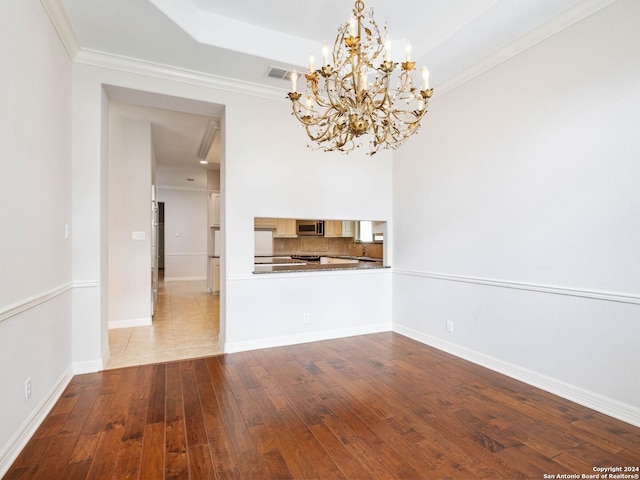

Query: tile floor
[106,274,221,369]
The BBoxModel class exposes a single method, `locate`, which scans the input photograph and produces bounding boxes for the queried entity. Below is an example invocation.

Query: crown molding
[42,0,617,103]
[74,49,287,102]
[434,0,618,98]
[40,0,286,101]
[40,0,80,59]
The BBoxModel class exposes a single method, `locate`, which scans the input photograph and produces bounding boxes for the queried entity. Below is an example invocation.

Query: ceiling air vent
[266,66,294,81]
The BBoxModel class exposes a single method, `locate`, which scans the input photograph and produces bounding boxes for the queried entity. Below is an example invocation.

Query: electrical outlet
[446,320,454,333]
[25,378,32,401]
[303,313,310,324]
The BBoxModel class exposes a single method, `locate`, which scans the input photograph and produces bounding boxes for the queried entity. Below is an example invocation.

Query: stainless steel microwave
[296,220,324,236]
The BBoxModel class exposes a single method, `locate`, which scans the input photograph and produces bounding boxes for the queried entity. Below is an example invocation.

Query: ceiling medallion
[288,0,433,155]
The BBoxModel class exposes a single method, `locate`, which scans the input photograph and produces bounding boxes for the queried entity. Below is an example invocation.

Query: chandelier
[287,0,433,155]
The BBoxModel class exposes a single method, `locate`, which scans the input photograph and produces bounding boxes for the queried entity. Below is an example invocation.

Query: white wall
[0,0,73,472]
[69,54,394,362]
[393,0,640,426]
[108,112,153,327]
[157,187,208,280]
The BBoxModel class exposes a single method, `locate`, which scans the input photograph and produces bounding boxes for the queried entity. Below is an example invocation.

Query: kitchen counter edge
[253,262,389,274]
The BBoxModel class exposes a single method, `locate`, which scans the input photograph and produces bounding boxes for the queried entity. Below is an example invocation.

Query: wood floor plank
[320,390,427,479]
[138,422,164,480]
[165,363,189,480]
[187,444,216,480]
[310,422,378,479]
[59,385,101,437]
[112,397,149,478]
[206,356,271,479]
[264,405,319,479]
[61,459,92,480]
[261,448,295,480]
[30,433,79,479]
[68,433,101,464]
[146,364,166,425]
[6,332,640,480]
[84,426,124,479]
[180,360,209,447]
[199,359,243,479]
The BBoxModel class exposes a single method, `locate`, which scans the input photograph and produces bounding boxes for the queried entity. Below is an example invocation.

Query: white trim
[43,0,616,105]
[224,322,392,354]
[393,324,640,428]
[101,349,111,371]
[0,283,73,323]
[231,267,392,282]
[74,48,287,102]
[72,280,99,289]
[0,366,73,478]
[394,269,640,306]
[40,0,80,59]
[157,184,208,192]
[163,276,207,282]
[164,252,208,257]
[433,0,618,98]
[72,358,105,375]
[108,317,152,329]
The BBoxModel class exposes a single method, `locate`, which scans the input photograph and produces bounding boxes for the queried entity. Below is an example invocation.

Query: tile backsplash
[273,237,383,259]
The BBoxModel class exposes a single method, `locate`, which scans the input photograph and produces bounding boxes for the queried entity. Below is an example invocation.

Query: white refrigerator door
[254,230,273,256]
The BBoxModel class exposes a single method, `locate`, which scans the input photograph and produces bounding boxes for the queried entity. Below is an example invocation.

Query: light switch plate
[132,231,146,241]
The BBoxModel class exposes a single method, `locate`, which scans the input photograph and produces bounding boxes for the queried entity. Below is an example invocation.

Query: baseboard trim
[163,276,207,282]
[393,324,640,428]
[72,358,105,375]
[0,366,73,478]
[225,323,392,354]
[108,317,152,329]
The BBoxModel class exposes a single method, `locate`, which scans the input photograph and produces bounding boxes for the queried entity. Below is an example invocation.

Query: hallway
[106,276,221,369]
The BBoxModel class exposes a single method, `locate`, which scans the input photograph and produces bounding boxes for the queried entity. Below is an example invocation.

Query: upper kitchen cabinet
[254,217,296,238]
[325,220,355,238]
[209,191,220,227]
[341,221,354,238]
[254,217,278,228]
[274,218,296,238]
[324,220,342,237]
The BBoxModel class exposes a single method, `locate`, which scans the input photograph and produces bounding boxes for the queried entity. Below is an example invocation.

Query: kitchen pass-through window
[357,221,384,243]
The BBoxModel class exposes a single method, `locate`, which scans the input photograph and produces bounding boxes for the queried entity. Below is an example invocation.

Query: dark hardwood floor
[5,332,640,479]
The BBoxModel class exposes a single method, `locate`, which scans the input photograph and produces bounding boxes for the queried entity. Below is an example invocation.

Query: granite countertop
[253,261,388,274]
[253,256,305,265]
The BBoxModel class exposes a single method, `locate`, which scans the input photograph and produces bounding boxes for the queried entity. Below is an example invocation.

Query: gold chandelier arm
[287,0,433,154]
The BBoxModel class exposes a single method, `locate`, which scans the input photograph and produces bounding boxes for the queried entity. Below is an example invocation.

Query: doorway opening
[104,86,224,369]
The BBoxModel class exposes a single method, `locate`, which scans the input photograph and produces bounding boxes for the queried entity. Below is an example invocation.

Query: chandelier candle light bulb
[421,67,430,90]
[287,0,434,154]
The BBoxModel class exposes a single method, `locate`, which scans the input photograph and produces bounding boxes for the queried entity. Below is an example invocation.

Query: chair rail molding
[393,269,640,306]
[0,283,73,324]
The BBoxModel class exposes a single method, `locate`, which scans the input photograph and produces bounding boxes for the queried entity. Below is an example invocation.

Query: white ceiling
[59,0,601,182]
